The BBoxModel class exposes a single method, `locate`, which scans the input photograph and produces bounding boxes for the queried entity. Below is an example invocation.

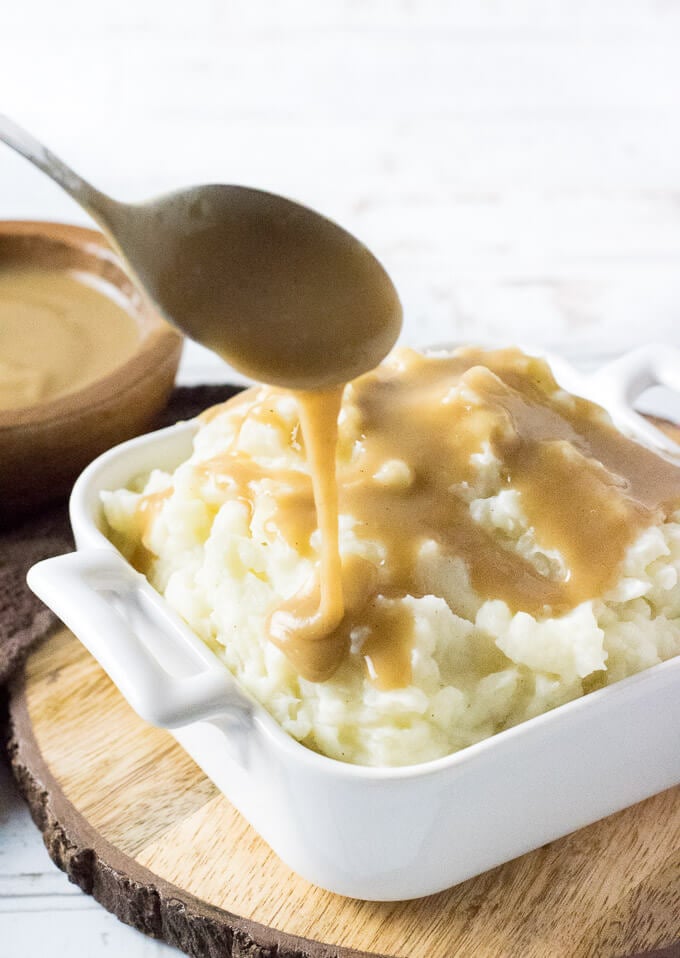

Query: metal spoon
[0,116,402,389]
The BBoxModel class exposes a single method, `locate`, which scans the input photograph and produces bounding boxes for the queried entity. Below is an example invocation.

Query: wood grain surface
[8,625,680,958]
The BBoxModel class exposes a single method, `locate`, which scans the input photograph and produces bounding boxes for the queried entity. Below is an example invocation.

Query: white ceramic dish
[27,344,680,901]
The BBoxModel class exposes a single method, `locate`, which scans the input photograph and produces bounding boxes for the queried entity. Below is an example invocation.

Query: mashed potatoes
[103,349,680,767]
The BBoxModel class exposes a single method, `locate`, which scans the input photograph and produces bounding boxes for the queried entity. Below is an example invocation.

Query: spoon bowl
[107,184,402,389]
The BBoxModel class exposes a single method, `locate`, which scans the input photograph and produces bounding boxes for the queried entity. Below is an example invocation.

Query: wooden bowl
[0,221,183,526]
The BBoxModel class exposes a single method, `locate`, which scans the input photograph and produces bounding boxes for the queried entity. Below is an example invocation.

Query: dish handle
[559,343,680,456]
[27,549,254,730]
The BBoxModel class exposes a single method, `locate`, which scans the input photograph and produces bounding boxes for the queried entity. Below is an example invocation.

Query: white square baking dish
[27,344,680,901]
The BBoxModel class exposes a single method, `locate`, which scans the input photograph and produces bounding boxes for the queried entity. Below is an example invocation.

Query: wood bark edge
[5,662,371,958]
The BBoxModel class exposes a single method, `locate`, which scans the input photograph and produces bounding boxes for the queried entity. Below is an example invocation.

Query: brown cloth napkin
[0,384,242,685]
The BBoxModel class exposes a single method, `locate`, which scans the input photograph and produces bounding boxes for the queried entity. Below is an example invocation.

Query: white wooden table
[2,1,680,954]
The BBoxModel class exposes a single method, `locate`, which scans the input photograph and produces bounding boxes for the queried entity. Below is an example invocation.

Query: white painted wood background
[2,0,680,954]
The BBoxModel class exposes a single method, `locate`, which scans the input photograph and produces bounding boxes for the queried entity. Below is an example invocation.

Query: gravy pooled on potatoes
[136,347,680,687]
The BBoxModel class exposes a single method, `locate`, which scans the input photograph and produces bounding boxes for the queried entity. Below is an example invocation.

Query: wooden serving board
[7,625,680,958]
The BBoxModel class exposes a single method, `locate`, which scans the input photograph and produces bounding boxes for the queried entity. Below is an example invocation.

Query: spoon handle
[0,115,121,227]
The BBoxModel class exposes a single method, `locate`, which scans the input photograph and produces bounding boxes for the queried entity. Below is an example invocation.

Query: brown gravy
[195,347,680,688]
[0,266,139,410]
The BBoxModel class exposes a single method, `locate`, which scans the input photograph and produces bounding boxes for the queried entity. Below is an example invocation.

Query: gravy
[0,266,139,411]
[196,347,680,687]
